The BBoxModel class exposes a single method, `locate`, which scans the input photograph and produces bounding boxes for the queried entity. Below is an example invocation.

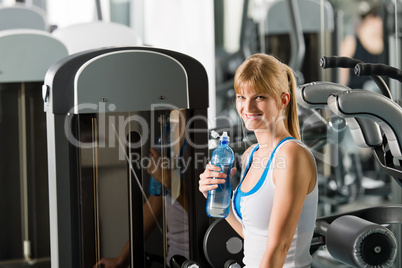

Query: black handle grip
[355,63,402,82]
[320,56,363,69]
[320,57,393,99]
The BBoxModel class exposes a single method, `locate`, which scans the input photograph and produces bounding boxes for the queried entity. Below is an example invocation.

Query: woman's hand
[198,164,237,198]
[93,242,130,268]
[93,257,125,268]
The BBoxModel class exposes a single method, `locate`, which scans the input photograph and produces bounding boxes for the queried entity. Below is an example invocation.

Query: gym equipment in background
[43,46,209,268]
[313,206,400,268]
[203,219,244,268]
[51,21,142,55]
[302,57,402,268]
[328,88,402,187]
[0,24,68,267]
[0,4,47,31]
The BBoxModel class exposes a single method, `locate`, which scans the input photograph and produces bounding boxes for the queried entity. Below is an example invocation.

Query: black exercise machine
[44,46,209,268]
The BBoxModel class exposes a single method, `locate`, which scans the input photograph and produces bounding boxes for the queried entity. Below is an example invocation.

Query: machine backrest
[264,0,334,34]
[0,4,46,31]
[0,29,68,82]
[52,21,142,54]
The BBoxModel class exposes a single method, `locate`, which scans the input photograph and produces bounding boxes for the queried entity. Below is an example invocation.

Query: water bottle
[206,132,234,218]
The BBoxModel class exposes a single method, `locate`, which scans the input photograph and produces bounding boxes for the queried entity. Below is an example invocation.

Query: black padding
[325,215,397,268]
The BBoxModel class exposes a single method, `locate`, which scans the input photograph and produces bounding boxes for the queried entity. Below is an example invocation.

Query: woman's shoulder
[244,143,258,154]
[274,139,317,190]
[241,144,258,166]
[277,139,315,165]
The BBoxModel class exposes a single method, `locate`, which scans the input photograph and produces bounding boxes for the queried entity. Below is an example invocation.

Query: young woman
[199,54,318,268]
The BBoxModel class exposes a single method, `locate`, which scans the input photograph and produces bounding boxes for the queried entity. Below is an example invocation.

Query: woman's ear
[281,92,290,108]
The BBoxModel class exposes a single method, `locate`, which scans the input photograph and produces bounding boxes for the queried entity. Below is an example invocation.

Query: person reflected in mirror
[199,54,318,267]
[339,0,385,90]
[94,123,189,268]
[93,193,162,268]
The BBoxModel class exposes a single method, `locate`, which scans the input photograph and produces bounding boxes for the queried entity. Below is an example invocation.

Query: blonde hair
[234,54,300,140]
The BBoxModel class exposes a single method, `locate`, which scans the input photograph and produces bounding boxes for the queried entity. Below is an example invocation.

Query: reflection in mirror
[80,109,193,268]
[63,101,208,268]
[329,0,386,88]
[77,113,131,267]
[144,110,191,267]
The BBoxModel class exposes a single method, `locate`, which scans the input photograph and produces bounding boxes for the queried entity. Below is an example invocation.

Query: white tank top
[232,138,318,268]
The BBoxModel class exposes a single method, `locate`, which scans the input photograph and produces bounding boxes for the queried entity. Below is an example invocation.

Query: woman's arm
[225,202,243,238]
[259,142,316,268]
[147,147,190,211]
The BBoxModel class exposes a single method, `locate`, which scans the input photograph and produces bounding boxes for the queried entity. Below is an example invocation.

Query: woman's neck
[254,124,290,150]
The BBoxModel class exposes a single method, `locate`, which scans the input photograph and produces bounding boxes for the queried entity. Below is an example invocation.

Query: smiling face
[233,54,300,140]
[236,83,286,132]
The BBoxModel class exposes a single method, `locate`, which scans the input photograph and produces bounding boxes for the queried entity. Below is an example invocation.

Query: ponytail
[284,66,301,140]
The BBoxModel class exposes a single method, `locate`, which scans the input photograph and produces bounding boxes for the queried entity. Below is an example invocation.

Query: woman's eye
[236,95,245,100]
[256,96,265,100]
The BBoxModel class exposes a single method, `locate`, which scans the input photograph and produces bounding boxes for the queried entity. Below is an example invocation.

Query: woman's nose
[243,99,255,111]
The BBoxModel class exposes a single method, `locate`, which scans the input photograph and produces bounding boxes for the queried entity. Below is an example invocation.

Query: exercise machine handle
[320,56,362,69]
[320,56,392,100]
[355,63,402,83]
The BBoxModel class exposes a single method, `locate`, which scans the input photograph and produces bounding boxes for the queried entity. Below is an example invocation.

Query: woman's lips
[245,114,262,120]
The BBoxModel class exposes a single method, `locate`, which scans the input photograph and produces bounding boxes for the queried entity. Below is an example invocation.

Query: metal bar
[18,83,31,261]
[285,0,306,72]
